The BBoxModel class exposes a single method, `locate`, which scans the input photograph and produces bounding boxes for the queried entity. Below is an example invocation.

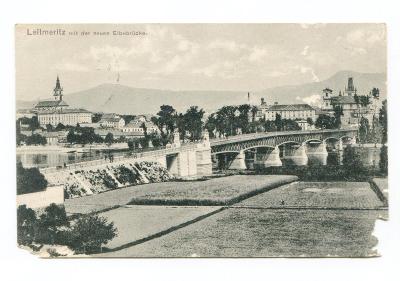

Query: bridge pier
[228,150,247,170]
[254,146,282,168]
[283,143,308,166]
[306,141,328,165]
[337,139,343,151]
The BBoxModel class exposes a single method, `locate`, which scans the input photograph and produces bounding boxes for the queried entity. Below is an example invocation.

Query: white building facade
[35,76,92,126]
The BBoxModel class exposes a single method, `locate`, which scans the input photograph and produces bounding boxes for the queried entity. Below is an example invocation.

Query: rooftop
[330,96,357,104]
[37,108,91,115]
[35,100,69,108]
[267,104,315,111]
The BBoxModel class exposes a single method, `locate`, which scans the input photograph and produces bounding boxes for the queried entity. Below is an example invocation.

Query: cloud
[298,66,320,82]
[192,61,238,79]
[301,45,310,56]
[248,46,268,62]
[207,39,244,53]
[53,62,90,72]
[301,94,322,106]
[266,70,287,77]
[344,27,385,45]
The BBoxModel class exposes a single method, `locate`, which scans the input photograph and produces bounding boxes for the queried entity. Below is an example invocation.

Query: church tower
[53,75,63,101]
[344,77,357,96]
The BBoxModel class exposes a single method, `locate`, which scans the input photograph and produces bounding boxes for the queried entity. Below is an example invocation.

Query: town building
[35,76,92,126]
[321,77,380,126]
[122,120,160,135]
[255,97,269,120]
[94,129,143,140]
[16,109,36,119]
[259,102,317,122]
[99,113,125,129]
[295,119,313,131]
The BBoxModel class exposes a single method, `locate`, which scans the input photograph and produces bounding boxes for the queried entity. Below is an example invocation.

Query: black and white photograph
[14,23,389,258]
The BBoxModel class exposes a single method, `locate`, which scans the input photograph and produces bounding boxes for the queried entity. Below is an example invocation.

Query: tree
[371,88,380,98]
[67,127,103,145]
[306,117,314,126]
[17,205,38,245]
[281,119,301,131]
[263,119,277,132]
[342,145,366,178]
[92,113,103,123]
[379,145,388,175]
[251,106,259,122]
[152,105,177,145]
[237,104,251,134]
[333,105,343,128]
[105,133,114,146]
[17,116,40,132]
[38,204,69,244]
[67,215,117,254]
[205,113,217,138]
[46,124,54,132]
[67,129,75,144]
[55,123,66,131]
[358,117,370,144]
[379,100,387,144]
[25,134,47,145]
[215,106,237,136]
[149,133,162,147]
[315,114,336,129]
[182,106,205,141]
[16,120,27,145]
[17,162,48,195]
[127,139,135,150]
[274,113,283,131]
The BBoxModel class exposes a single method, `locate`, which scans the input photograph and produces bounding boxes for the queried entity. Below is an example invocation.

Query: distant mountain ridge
[17,71,386,114]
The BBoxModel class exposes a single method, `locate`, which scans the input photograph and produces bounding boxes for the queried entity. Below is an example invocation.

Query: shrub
[37,204,69,244]
[115,165,139,184]
[379,145,388,175]
[66,215,117,254]
[17,162,48,195]
[17,205,37,245]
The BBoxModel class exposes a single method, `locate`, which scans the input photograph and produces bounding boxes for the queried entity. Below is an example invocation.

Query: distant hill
[17,71,386,114]
[16,100,36,110]
[254,71,386,107]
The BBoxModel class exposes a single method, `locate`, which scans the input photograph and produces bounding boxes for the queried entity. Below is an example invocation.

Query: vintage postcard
[15,23,388,258]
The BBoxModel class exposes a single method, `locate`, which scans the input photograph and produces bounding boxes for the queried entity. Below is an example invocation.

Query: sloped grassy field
[236,181,385,209]
[65,175,298,213]
[97,181,386,257]
[127,175,298,206]
[100,208,382,257]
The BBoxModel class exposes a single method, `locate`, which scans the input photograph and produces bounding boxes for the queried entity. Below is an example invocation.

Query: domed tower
[53,75,64,101]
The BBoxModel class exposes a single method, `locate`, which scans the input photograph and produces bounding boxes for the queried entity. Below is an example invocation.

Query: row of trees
[358,99,387,144]
[66,127,104,144]
[205,105,305,138]
[143,105,206,147]
[18,204,117,254]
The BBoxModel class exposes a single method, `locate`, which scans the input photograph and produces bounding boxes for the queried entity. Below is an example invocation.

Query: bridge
[40,129,358,180]
[209,129,358,169]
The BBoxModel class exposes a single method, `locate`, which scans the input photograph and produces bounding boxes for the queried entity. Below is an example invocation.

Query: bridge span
[209,129,358,170]
[40,129,358,178]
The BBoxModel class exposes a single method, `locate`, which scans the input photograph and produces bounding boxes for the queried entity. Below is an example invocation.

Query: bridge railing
[40,141,202,174]
[209,129,357,146]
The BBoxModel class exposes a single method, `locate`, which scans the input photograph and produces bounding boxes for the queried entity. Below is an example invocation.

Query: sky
[15,23,386,101]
